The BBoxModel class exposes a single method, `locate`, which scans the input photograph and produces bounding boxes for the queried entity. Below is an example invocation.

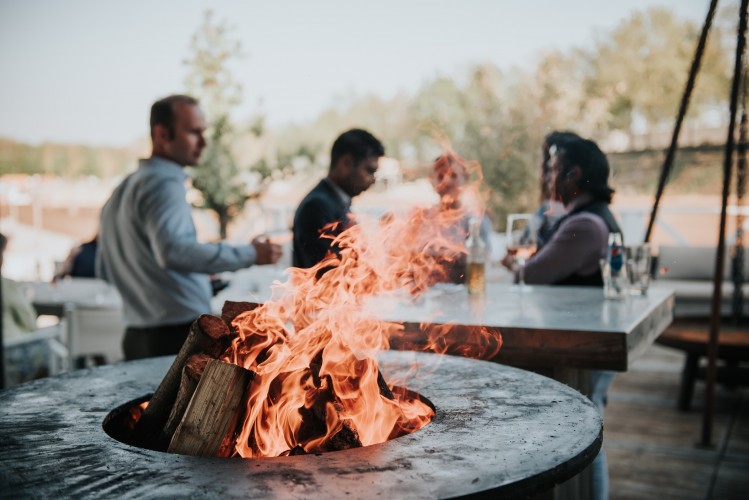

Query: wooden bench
[656,318,749,411]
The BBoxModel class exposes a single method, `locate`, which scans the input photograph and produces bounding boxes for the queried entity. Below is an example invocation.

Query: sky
[0,0,713,147]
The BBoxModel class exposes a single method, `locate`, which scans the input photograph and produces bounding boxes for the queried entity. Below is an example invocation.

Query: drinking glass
[625,243,652,295]
[506,214,538,291]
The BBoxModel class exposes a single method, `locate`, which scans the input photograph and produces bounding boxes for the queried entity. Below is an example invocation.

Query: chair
[656,318,749,410]
[3,324,69,387]
[63,303,125,369]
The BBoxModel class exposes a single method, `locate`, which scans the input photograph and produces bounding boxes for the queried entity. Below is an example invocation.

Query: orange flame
[221,150,501,458]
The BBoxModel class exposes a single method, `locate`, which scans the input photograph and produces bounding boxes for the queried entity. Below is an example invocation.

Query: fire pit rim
[0,351,601,499]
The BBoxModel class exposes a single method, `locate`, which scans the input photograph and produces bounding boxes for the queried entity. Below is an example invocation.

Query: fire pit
[0,351,601,498]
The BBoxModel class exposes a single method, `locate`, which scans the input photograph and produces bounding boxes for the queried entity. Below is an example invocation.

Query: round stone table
[0,351,601,499]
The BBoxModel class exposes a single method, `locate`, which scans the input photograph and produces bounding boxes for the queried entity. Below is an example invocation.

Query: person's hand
[500,253,515,271]
[252,236,282,265]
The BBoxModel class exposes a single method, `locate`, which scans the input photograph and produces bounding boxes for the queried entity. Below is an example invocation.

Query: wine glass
[506,214,538,291]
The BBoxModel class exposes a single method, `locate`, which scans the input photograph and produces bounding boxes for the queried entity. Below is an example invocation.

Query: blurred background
[0,0,740,281]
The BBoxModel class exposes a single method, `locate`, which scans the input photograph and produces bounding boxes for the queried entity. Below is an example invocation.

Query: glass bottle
[466,217,486,296]
[604,232,628,300]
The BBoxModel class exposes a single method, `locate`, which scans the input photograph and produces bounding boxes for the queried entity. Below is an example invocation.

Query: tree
[403,65,539,227]
[183,10,251,239]
[583,7,732,143]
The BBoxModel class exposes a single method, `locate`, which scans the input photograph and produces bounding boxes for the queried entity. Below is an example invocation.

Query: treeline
[0,5,739,226]
[0,138,142,178]
[259,6,736,224]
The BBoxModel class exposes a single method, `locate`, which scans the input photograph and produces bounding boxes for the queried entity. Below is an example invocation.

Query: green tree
[583,7,732,143]
[184,10,253,239]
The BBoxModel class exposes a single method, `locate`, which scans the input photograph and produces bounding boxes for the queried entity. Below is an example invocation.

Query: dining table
[374,282,675,374]
[0,351,603,499]
[21,277,123,317]
[215,272,674,381]
[213,270,675,500]
[20,278,125,368]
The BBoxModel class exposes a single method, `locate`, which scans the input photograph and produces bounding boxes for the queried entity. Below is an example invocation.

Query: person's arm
[142,178,257,274]
[523,215,607,285]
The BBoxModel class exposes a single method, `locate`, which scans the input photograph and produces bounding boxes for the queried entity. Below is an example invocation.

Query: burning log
[156,353,212,450]
[221,300,261,329]
[168,359,254,457]
[291,365,363,454]
[132,315,234,450]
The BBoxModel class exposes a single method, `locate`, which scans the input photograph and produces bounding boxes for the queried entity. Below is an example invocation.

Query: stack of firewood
[130,301,394,458]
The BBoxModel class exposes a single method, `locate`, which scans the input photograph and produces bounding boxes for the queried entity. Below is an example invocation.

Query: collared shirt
[523,194,610,285]
[323,177,351,210]
[96,156,256,328]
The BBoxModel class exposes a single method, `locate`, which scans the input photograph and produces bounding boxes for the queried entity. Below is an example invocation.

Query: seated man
[54,236,98,280]
[1,232,51,385]
[1,233,37,340]
[292,129,384,269]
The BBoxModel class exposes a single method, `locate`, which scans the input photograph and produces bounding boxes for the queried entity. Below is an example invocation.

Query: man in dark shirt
[292,129,384,269]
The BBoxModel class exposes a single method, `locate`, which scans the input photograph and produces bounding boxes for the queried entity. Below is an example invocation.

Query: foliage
[190,115,250,239]
[184,11,243,119]
[184,10,268,239]
[0,139,136,177]
[583,7,732,140]
[262,5,735,227]
[0,4,737,224]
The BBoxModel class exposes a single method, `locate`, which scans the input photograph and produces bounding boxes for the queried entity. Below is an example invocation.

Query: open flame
[220,152,502,458]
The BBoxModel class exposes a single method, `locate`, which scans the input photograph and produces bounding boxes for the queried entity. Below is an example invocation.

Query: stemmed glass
[506,214,538,292]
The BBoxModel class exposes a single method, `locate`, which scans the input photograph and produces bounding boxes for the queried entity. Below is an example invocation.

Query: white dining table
[22,278,123,317]
[21,278,125,368]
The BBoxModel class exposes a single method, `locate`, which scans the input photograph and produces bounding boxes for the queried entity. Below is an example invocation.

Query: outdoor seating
[651,245,748,410]
[3,324,69,387]
[653,245,749,318]
[63,303,125,368]
[656,318,749,411]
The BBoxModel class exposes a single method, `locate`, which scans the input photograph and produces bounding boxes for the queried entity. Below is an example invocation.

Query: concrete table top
[373,283,675,371]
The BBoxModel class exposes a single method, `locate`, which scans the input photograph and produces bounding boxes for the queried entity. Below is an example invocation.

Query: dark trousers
[123,321,194,360]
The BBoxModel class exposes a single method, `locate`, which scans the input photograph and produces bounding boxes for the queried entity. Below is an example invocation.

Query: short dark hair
[556,138,615,203]
[330,129,385,169]
[150,95,199,140]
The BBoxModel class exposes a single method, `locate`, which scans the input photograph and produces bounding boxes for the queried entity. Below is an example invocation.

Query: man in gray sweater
[97,94,281,359]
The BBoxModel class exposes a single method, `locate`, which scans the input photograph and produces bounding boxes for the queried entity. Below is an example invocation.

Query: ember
[129,155,501,458]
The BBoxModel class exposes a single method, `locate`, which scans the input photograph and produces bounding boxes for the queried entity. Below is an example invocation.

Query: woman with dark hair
[517,136,621,286]
[506,136,622,500]
[534,131,580,247]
